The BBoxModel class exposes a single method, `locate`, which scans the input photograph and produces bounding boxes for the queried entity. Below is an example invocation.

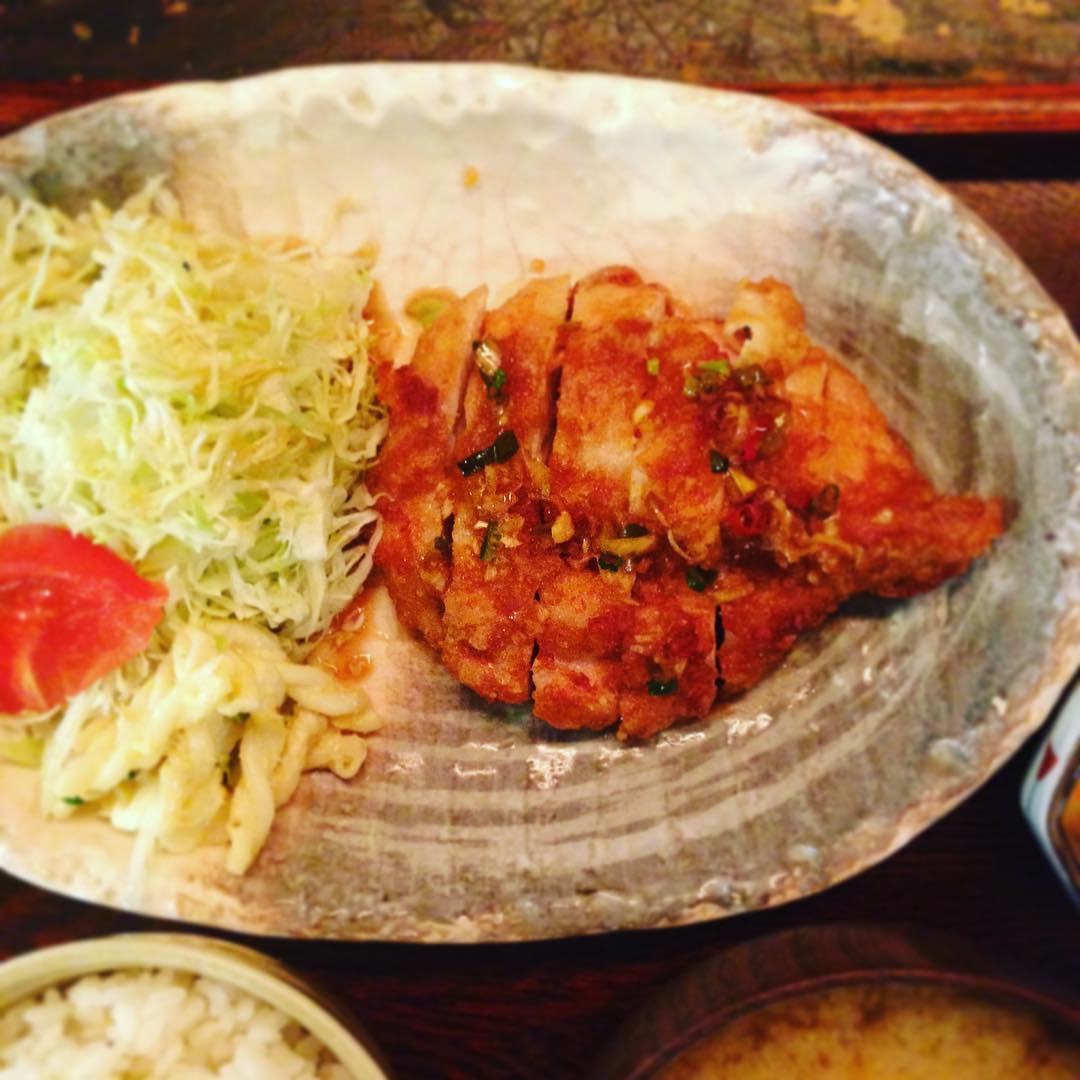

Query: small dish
[589,924,1080,1079]
[1022,675,1080,906]
[0,932,390,1078]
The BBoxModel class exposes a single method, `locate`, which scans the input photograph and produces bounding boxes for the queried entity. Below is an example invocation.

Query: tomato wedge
[0,525,167,715]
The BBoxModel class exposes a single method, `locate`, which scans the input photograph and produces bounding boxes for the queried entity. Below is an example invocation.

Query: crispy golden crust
[368,269,1004,737]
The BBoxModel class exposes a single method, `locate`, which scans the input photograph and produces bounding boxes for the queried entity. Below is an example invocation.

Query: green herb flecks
[479,522,501,562]
[685,565,718,592]
[482,366,508,400]
[457,429,520,477]
[698,359,731,377]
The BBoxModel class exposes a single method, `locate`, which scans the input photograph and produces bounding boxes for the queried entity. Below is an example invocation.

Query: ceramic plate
[1,64,1078,941]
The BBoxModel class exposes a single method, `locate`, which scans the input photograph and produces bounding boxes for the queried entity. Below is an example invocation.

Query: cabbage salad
[0,180,386,874]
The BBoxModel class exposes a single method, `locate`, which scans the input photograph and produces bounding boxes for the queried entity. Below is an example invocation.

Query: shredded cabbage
[0,181,386,872]
[1,180,384,641]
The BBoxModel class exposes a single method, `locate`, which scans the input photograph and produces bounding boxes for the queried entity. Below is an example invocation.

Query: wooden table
[1,3,1078,1078]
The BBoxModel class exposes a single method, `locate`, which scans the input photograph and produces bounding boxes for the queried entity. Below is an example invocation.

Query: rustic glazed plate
[1,64,1078,941]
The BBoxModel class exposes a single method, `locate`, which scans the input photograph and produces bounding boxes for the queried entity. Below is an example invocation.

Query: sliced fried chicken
[532,569,634,730]
[440,278,571,701]
[728,280,1005,598]
[370,287,486,646]
[616,578,718,739]
[371,268,1005,738]
[532,562,717,737]
[548,269,669,528]
[629,318,736,564]
[716,574,841,696]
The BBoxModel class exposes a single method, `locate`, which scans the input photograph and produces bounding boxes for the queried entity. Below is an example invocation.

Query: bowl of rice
[0,933,389,1078]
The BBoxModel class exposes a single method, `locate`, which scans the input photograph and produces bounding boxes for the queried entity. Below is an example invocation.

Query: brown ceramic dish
[588,924,1080,1079]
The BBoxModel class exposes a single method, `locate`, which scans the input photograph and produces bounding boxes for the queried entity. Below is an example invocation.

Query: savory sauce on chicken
[369,268,1004,738]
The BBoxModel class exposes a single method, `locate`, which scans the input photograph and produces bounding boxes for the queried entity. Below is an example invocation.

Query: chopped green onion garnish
[709,450,730,474]
[647,677,678,696]
[698,359,731,376]
[62,796,85,806]
[728,466,758,496]
[685,565,718,592]
[492,429,519,462]
[479,522,501,562]
[598,553,621,572]
[601,535,655,557]
[457,429,520,476]
[482,367,508,399]
[683,375,700,398]
[646,357,661,376]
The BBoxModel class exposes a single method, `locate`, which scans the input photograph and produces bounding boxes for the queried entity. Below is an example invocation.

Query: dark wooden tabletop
[1,4,1079,1078]
[1,0,1079,133]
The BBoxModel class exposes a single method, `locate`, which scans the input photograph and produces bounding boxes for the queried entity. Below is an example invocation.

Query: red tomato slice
[0,525,167,715]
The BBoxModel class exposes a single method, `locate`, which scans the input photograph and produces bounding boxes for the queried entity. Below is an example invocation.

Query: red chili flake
[741,421,771,464]
[725,500,770,538]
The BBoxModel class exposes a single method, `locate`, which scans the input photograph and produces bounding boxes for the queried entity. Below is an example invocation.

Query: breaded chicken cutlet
[367,268,1004,738]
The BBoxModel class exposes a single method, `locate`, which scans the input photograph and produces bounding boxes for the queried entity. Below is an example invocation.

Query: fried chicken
[369,269,1004,738]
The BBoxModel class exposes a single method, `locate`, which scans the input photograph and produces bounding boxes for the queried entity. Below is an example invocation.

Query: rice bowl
[0,934,387,1079]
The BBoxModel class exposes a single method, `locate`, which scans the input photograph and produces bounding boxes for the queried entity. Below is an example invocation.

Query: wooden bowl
[588,923,1080,1079]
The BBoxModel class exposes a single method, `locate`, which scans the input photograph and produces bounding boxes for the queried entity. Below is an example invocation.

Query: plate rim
[1,61,1078,942]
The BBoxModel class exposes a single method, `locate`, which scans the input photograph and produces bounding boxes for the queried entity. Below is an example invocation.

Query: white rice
[0,968,351,1079]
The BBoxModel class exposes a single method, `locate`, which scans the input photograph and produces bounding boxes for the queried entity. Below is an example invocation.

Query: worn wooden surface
[3,0,1078,84]
[2,78,1079,137]
[0,147,1076,1075]
[946,180,1079,324]
[0,1,1078,132]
